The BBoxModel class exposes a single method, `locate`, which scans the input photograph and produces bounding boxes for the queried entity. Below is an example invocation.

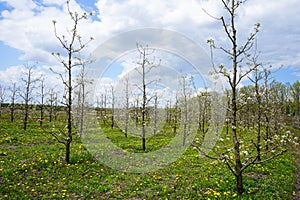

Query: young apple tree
[47,88,59,122]
[205,0,260,194]
[0,84,6,117]
[179,75,193,146]
[37,77,46,127]
[50,0,93,163]
[193,0,296,195]
[110,84,116,129]
[74,59,93,137]
[135,44,160,151]
[120,75,131,137]
[8,82,19,122]
[20,64,39,131]
[247,55,263,161]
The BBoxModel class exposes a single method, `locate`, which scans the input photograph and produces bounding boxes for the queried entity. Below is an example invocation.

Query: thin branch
[253,149,287,165]
[220,47,233,56]
[202,8,221,20]
[192,143,220,161]
[47,130,66,145]
[221,16,234,45]
[221,0,232,15]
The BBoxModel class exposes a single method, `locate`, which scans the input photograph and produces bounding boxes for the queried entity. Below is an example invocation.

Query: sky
[0,0,299,103]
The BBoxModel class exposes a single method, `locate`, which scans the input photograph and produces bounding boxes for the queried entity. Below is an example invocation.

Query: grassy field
[0,120,298,199]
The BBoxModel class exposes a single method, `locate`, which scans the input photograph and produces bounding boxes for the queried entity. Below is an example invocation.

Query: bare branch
[202,8,221,20]
[48,130,67,145]
[221,16,235,45]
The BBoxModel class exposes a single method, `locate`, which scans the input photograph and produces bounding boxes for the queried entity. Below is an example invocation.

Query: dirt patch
[245,171,267,179]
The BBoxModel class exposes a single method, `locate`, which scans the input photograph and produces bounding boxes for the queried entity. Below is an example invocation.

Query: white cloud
[0,65,26,83]
[0,0,37,11]
[293,72,300,77]
[0,0,99,64]
[0,0,299,90]
[41,0,65,6]
[0,64,64,96]
[238,0,300,69]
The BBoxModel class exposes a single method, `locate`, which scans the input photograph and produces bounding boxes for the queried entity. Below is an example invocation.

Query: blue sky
[0,41,22,67]
[0,0,299,93]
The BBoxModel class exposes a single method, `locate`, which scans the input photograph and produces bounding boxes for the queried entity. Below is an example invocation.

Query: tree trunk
[24,103,29,131]
[142,95,146,151]
[10,105,14,123]
[153,94,158,135]
[111,86,115,129]
[142,137,146,152]
[141,50,147,151]
[265,113,270,151]
[230,0,244,194]
[40,106,44,127]
[66,51,73,163]
[255,70,262,161]
[49,107,53,122]
[65,141,71,163]
[257,106,261,161]
[236,172,244,195]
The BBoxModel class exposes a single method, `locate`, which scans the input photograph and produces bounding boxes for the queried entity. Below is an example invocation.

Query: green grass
[0,120,298,199]
[101,123,175,153]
